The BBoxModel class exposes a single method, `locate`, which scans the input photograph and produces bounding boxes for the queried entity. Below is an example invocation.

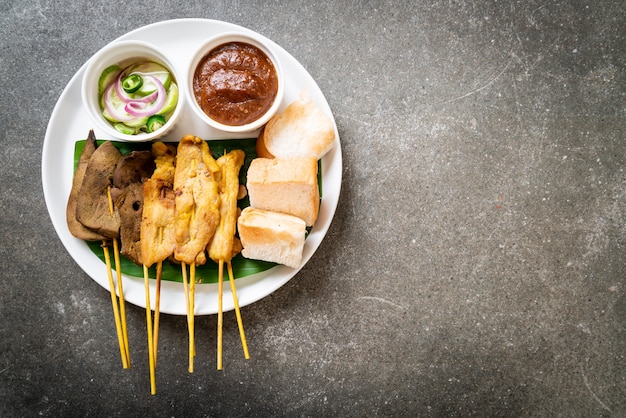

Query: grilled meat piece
[110,150,156,265]
[208,149,245,263]
[113,150,155,188]
[173,135,220,266]
[75,140,122,238]
[112,183,144,265]
[141,142,178,267]
[66,130,107,241]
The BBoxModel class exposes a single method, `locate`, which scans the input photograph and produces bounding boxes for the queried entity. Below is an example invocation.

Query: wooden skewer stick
[112,238,130,367]
[181,262,190,326]
[217,259,224,370]
[189,262,196,373]
[102,241,129,369]
[143,265,156,395]
[181,263,195,373]
[153,261,163,365]
[181,263,190,365]
[106,185,130,367]
[227,260,250,359]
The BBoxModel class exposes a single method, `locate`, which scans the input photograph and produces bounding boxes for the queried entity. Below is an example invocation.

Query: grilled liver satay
[75,140,122,238]
[67,132,129,368]
[67,130,106,241]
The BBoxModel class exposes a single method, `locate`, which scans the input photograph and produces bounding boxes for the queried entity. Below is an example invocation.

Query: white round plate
[42,19,342,315]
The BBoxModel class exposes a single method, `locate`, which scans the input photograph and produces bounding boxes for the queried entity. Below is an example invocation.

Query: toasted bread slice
[263,93,335,159]
[246,157,319,226]
[237,207,306,268]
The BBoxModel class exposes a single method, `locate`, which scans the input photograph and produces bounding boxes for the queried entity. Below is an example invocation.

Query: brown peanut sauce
[193,42,278,126]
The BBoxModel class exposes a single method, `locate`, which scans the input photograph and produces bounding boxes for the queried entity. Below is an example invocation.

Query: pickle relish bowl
[81,40,183,142]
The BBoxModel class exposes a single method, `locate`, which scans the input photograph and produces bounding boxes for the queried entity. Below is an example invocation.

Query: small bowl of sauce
[188,32,284,133]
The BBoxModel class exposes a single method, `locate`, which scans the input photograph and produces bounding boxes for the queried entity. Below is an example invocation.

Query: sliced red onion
[123,75,166,117]
[113,69,158,104]
[103,82,136,122]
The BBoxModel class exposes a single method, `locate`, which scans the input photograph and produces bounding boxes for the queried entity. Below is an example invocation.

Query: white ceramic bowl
[81,40,183,142]
[187,32,284,133]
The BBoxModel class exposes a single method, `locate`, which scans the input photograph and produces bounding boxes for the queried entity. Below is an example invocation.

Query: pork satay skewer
[135,195,160,395]
[140,142,178,393]
[208,150,247,368]
[173,135,220,373]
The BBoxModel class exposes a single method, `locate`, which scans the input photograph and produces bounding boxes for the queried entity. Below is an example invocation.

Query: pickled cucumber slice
[98,64,122,96]
[128,62,172,95]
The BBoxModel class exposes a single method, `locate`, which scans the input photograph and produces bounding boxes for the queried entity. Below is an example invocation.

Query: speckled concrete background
[1,1,624,416]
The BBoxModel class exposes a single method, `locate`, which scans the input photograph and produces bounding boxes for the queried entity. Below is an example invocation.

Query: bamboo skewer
[143,266,156,395]
[217,260,224,370]
[189,262,196,373]
[217,260,250,368]
[102,242,129,369]
[139,143,178,394]
[227,260,250,359]
[153,261,163,364]
[181,262,196,373]
[181,263,190,362]
[112,238,130,367]
[217,259,250,369]
[105,185,130,368]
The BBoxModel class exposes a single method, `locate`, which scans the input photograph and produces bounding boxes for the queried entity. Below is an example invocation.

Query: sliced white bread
[237,207,306,268]
[263,93,335,159]
[246,157,319,226]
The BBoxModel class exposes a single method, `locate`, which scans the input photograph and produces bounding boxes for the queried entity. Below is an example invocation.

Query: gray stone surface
[1,1,625,416]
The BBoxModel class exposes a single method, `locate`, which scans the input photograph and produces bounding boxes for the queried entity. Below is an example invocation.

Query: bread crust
[246,157,319,226]
[237,207,306,268]
[255,126,275,159]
